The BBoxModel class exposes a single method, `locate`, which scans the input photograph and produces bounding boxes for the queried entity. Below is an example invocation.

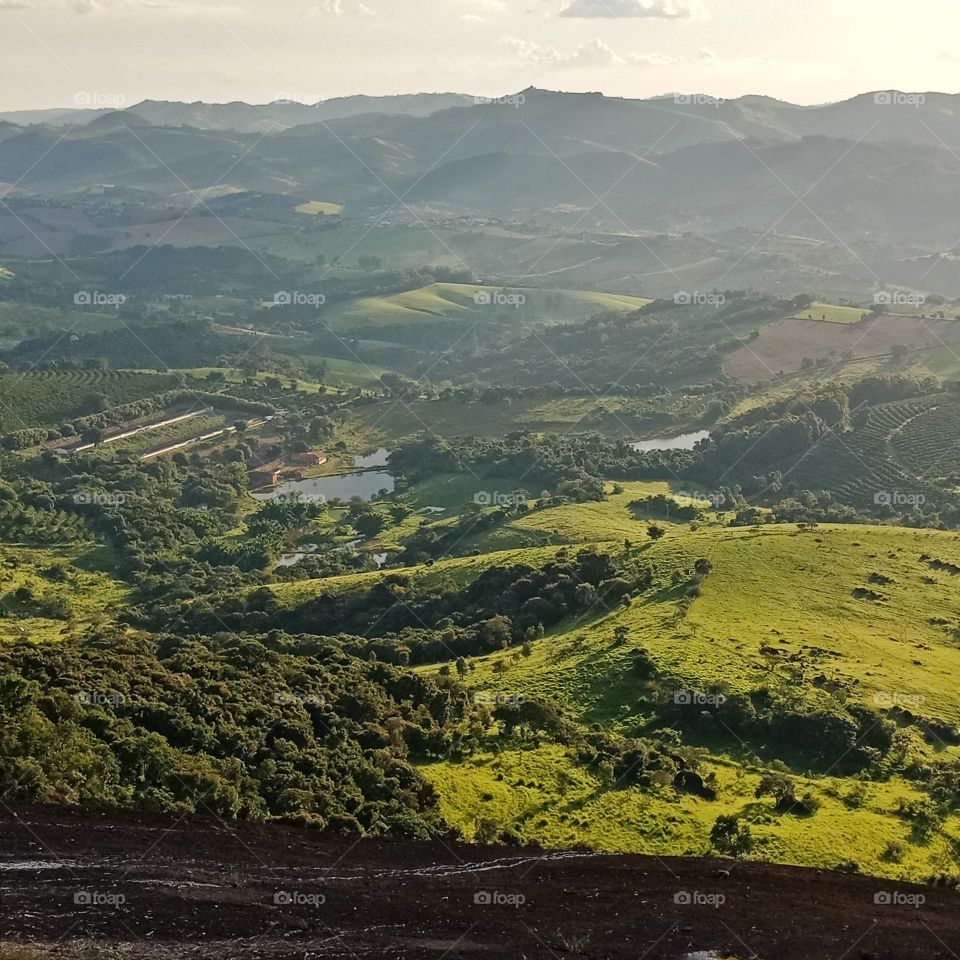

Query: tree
[710,815,754,856]
[647,525,666,541]
[81,427,107,447]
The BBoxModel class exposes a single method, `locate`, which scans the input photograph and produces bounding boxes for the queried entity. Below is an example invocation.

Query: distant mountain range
[2,87,960,297]
[0,93,476,132]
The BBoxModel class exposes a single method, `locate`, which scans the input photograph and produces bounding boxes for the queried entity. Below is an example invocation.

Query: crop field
[351,395,667,441]
[0,370,186,433]
[294,201,343,215]
[724,313,960,382]
[791,302,871,324]
[887,395,960,481]
[790,394,960,505]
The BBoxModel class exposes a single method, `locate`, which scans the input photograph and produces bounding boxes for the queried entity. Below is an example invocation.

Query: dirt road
[0,806,956,959]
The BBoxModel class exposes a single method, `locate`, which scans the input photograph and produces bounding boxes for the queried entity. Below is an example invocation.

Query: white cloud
[500,36,613,66]
[459,0,504,20]
[308,0,374,14]
[500,35,679,68]
[1,0,243,12]
[560,0,706,19]
[627,51,684,66]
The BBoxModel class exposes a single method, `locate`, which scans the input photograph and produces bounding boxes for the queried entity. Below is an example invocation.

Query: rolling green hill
[336,500,960,880]
[323,282,651,333]
[243,489,960,879]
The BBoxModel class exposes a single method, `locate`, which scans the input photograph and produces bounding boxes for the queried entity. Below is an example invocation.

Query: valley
[3,76,960,959]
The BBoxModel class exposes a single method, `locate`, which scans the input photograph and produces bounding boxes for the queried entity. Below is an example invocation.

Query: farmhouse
[292,451,328,466]
[249,467,282,488]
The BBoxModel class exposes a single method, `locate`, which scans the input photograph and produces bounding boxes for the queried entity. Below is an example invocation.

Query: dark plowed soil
[0,805,957,959]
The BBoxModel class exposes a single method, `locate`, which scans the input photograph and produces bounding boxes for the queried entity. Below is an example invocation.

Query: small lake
[631,430,711,452]
[353,448,391,469]
[253,470,395,503]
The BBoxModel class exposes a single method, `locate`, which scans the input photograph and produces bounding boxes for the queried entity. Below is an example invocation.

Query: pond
[353,447,391,469]
[253,470,395,503]
[631,429,711,452]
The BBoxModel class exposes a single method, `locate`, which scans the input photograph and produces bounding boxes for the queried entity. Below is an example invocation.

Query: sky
[1,0,960,112]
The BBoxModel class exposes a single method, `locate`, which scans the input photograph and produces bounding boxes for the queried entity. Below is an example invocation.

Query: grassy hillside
[422,747,950,880]
[792,302,871,323]
[470,522,960,719]
[323,282,650,333]
[294,200,342,215]
[0,546,127,643]
[365,505,960,880]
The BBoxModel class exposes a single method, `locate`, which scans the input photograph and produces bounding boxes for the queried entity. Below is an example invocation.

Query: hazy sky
[1,0,959,111]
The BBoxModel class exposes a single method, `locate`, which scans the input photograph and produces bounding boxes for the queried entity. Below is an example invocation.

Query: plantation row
[0,370,185,434]
[793,396,949,507]
[889,397,960,482]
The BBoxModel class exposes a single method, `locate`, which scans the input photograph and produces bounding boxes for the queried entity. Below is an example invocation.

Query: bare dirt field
[724,314,960,383]
[0,806,957,959]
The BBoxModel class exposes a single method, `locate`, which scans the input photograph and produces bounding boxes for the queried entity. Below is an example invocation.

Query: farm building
[249,467,282,488]
[292,451,328,466]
